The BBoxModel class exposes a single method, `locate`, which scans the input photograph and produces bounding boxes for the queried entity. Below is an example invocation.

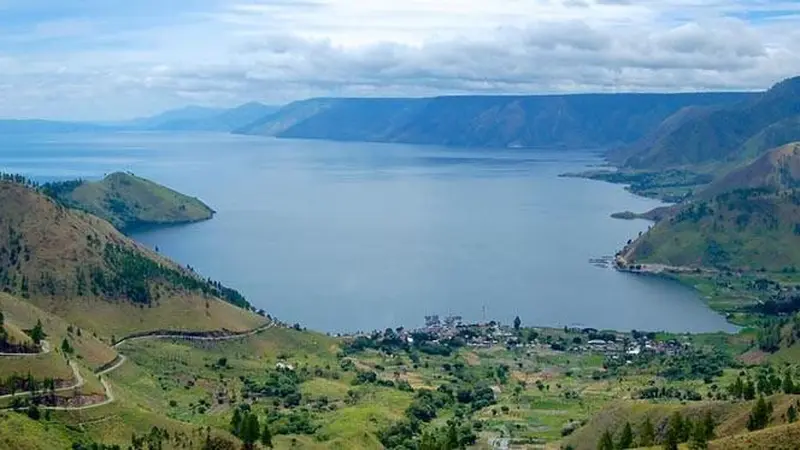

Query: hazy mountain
[615,76,800,169]
[237,93,754,149]
[127,102,280,132]
[0,119,105,134]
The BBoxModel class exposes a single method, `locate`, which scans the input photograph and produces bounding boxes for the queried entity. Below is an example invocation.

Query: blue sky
[0,0,799,120]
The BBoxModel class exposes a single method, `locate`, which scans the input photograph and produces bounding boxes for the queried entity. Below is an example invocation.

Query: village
[342,314,692,362]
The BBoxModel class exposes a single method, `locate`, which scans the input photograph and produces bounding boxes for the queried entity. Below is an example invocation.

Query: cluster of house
[576,333,690,359]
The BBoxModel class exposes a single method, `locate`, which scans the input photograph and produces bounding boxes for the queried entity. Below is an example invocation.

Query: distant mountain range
[235,93,755,149]
[0,102,280,134]
[0,119,106,134]
[124,102,280,132]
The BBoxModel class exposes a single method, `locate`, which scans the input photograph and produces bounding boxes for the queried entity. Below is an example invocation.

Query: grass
[0,181,266,340]
[52,172,214,231]
[0,412,76,450]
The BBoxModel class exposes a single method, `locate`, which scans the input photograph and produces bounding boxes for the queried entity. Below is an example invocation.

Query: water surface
[0,132,736,333]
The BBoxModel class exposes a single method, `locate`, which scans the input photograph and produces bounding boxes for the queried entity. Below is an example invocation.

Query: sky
[0,0,799,120]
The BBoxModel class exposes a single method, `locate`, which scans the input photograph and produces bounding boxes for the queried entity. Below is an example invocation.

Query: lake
[0,132,737,333]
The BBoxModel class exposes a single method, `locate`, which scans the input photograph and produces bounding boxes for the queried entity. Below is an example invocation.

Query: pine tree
[788,404,797,424]
[730,376,744,399]
[701,411,715,441]
[29,319,44,345]
[743,380,756,400]
[241,413,260,450]
[664,412,684,450]
[638,417,655,448]
[747,396,771,431]
[513,316,522,331]
[784,369,795,394]
[445,422,459,450]
[597,429,614,450]
[688,419,709,450]
[260,422,273,448]
[230,408,243,438]
[61,338,73,355]
[617,422,634,449]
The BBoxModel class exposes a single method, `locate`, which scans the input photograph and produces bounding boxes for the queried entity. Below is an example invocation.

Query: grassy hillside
[700,142,800,198]
[42,172,214,231]
[626,188,800,271]
[618,76,800,170]
[566,395,800,450]
[0,179,263,339]
[623,143,800,272]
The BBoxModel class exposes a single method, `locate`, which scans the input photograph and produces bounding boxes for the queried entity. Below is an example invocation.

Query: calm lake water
[1,132,737,333]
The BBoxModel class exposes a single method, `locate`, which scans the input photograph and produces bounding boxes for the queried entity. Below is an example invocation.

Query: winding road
[0,321,274,411]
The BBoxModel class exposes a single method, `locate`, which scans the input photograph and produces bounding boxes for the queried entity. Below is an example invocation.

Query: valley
[2,75,800,450]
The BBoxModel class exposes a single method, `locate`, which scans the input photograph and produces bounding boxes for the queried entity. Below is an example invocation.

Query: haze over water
[1,132,737,333]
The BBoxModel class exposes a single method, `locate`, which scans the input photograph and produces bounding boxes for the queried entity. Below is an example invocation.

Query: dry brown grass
[0,182,266,340]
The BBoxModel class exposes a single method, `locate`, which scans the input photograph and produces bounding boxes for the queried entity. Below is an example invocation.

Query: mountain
[700,142,800,198]
[124,105,226,129]
[0,120,105,134]
[614,76,800,169]
[40,172,214,231]
[237,93,754,149]
[130,102,280,132]
[621,143,800,271]
[0,177,264,338]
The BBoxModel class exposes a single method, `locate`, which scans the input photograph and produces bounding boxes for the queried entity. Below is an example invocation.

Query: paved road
[1,321,274,411]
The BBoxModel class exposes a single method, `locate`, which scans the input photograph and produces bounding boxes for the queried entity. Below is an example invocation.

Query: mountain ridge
[614,76,800,169]
[237,92,756,149]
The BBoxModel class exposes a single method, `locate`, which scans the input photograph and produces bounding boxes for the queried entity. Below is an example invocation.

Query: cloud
[0,0,799,120]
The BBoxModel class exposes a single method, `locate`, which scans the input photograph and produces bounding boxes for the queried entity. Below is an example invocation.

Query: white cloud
[0,0,799,120]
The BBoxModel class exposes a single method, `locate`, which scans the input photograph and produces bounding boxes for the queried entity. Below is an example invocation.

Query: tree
[29,320,44,345]
[664,412,684,450]
[241,413,261,450]
[445,422,459,450]
[513,316,522,331]
[230,408,243,438]
[260,422,273,448]
[701,411,715,441]
[784,369,795,394]
[61,338,73,355]
[688,419,709,450]
[788,404,798,424]
[597,430,614,450]
[730,376,744,399]
[616,422,633,449]
[743,380,756,400]
[638,417,655,448]
[747,396,772,431]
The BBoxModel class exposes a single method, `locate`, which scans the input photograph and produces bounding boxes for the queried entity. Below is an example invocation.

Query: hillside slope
[617,76,800,169]
[0,179,264,338]
[42,172,214,231]
[238,93,753,149]
[623,144,800,271]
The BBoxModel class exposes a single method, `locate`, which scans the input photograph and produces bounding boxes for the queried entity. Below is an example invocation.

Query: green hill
[41,172,214,231]
[0,178,263,338]
[623,143,800,272]
[615,76,800,170]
